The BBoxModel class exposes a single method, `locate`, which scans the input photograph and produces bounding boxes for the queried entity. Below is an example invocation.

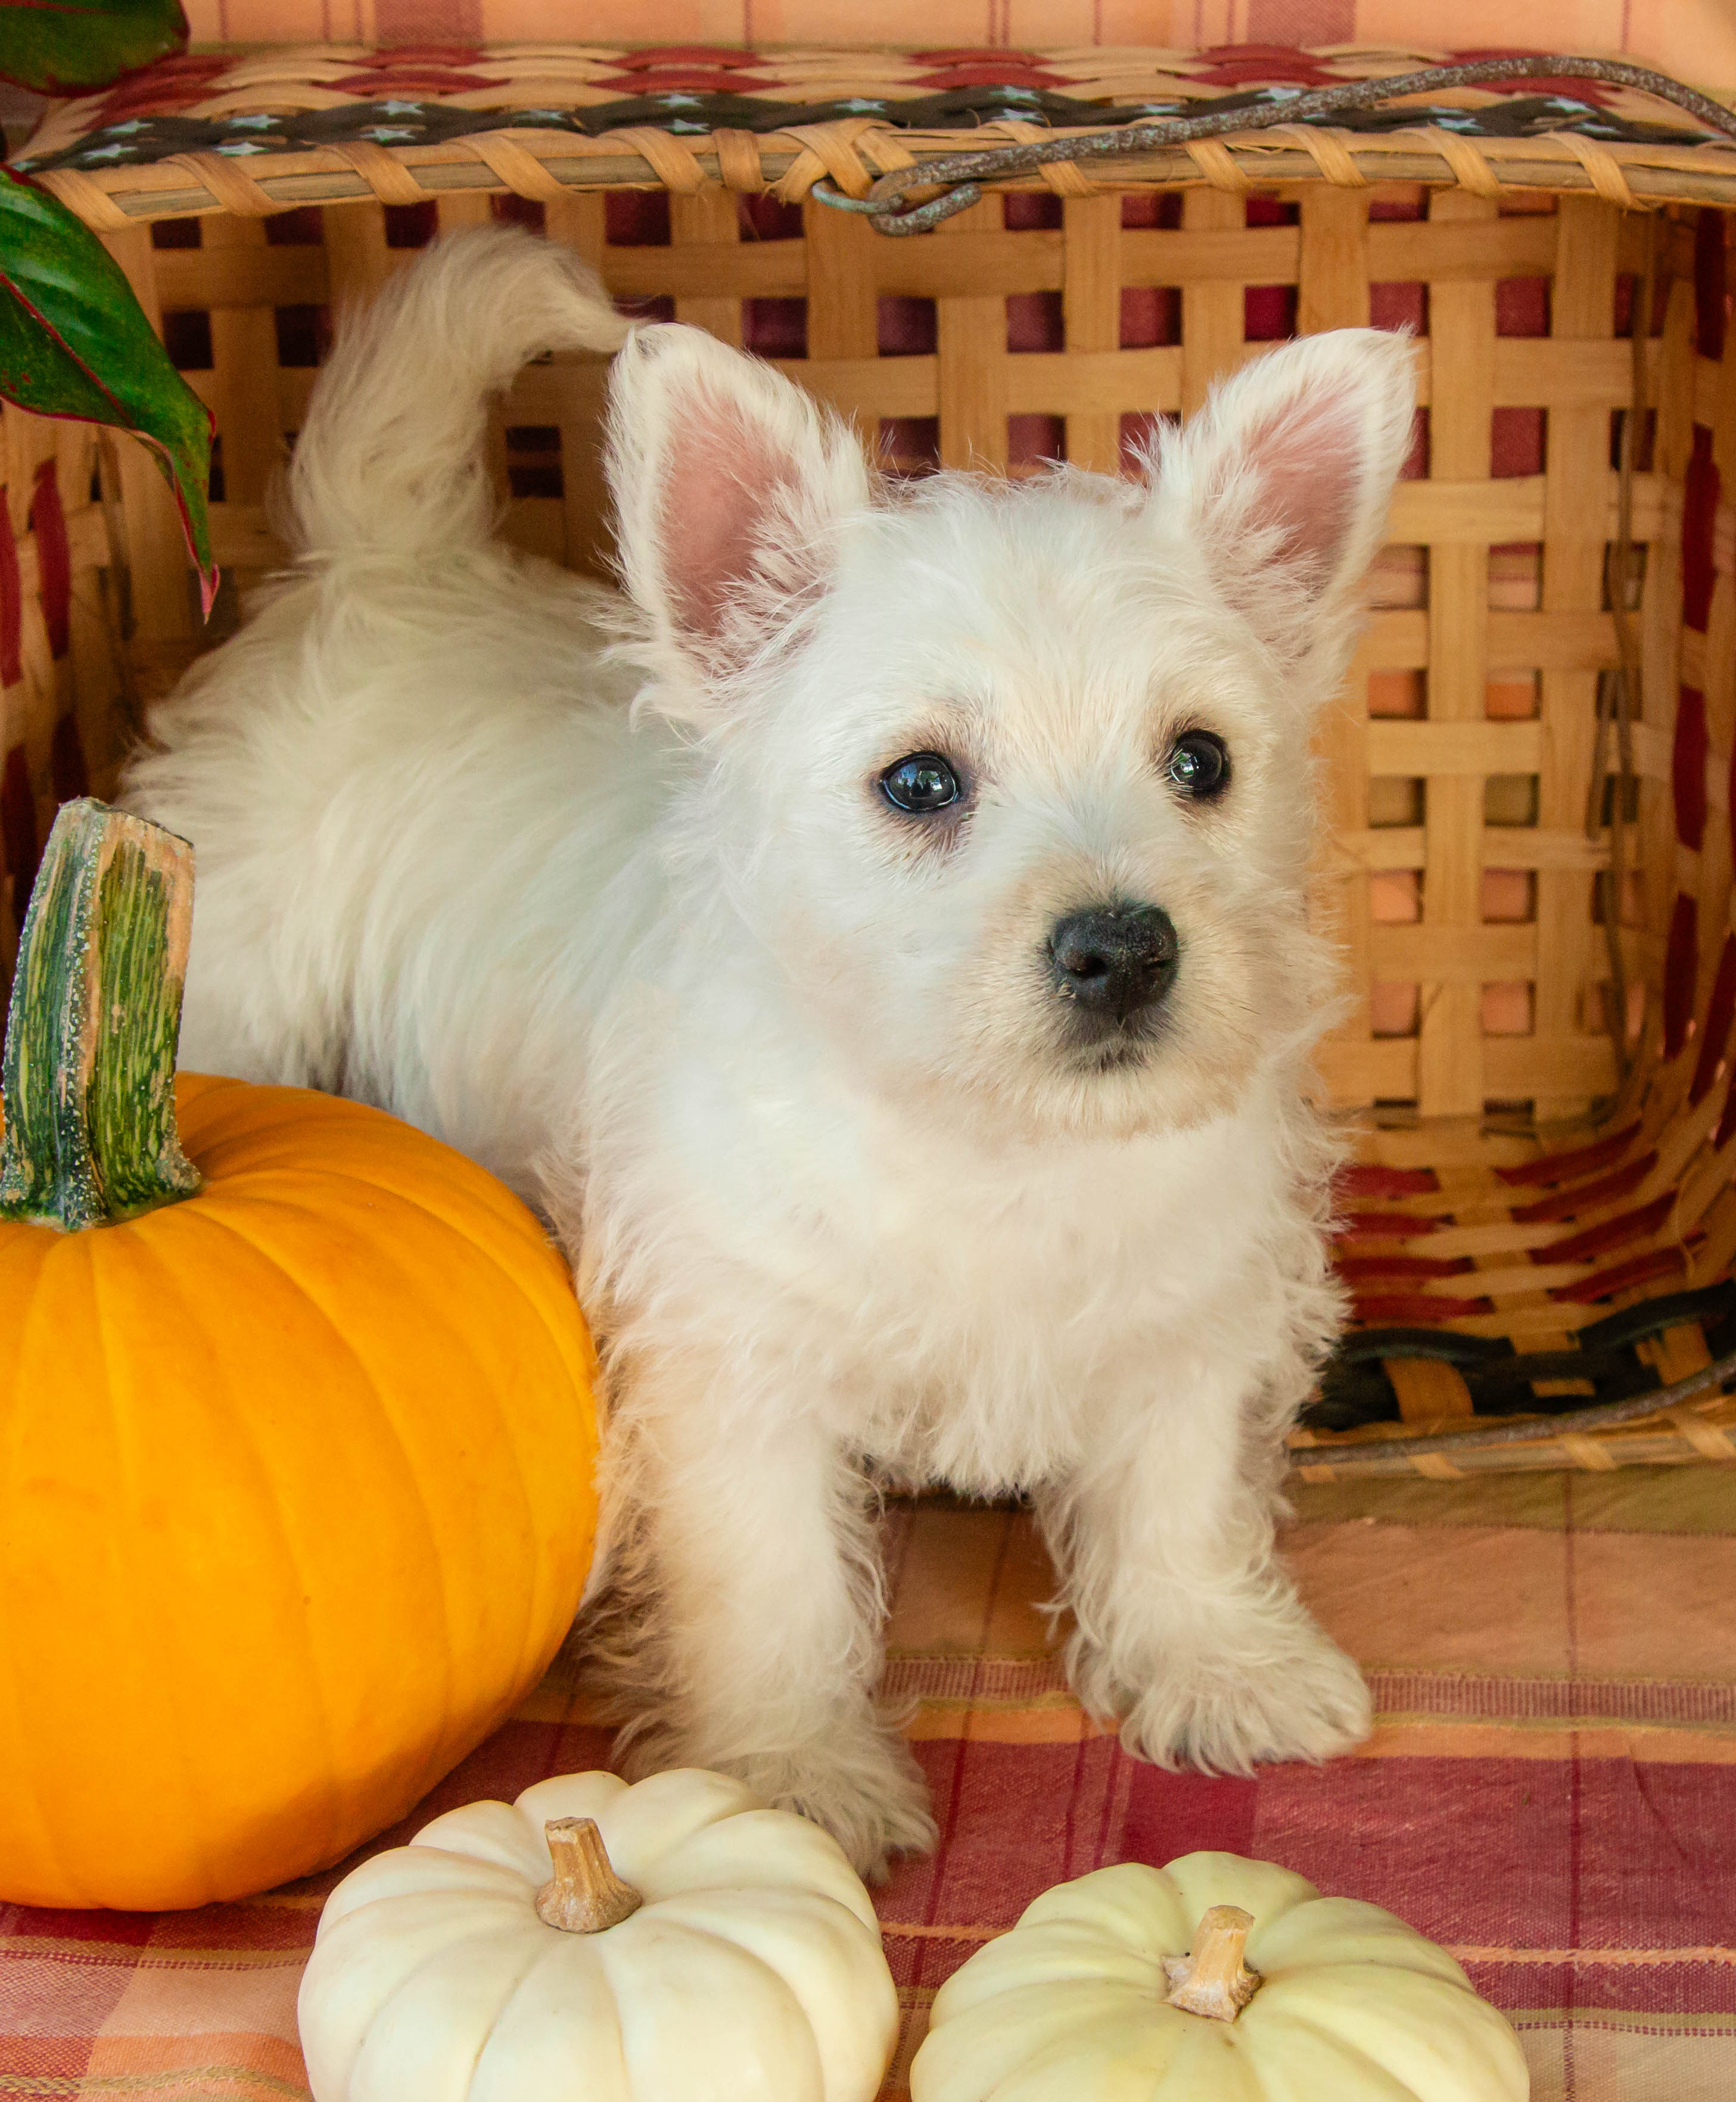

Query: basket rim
[20,40,1736,228]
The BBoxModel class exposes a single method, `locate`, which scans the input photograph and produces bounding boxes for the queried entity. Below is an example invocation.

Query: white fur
[125,226,1416,1877]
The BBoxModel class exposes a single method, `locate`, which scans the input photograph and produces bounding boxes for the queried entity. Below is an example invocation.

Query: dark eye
[881,751,962,815]
[1166,730,1230,801]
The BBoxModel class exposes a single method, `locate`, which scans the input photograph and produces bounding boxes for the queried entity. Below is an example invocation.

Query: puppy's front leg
[609,1352,936,1879]
[1039,1361,1370,1774]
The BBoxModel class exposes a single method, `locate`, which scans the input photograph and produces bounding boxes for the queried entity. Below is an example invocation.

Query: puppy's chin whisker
[1080,1042,1149,1072]
[1060,1030,1156,1076]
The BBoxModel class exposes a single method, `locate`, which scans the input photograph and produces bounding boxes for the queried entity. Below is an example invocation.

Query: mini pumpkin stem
[1163,1905,1262,2022]
[0,798,201,1231]
[536,1817,643,1933]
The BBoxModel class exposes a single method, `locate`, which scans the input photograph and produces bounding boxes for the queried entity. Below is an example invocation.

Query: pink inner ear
[658,390,794,642]
[1240,388,1362,593]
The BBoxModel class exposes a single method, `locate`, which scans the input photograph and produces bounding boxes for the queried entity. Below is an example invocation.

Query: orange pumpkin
[0,802,599,1908]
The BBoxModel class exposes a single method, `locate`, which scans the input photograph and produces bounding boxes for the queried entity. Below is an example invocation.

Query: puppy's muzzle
[1049,904,1178,1025]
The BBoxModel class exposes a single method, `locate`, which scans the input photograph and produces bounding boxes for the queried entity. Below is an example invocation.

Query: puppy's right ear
[606,324,872,709]
[1152,327,1416,676]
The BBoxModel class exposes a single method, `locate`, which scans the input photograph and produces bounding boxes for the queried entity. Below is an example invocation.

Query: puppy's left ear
[1153,328,1415,671]
[606,323,872,710]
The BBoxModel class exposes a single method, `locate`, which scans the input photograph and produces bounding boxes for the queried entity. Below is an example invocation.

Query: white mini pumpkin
[298,1767,899,2102]
[911,1851,1528,2102]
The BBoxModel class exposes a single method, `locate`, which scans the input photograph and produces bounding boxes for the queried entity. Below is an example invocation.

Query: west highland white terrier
[125,225,1416,1876]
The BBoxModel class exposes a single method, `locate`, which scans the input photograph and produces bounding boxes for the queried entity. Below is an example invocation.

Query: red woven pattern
[26,466,69,664]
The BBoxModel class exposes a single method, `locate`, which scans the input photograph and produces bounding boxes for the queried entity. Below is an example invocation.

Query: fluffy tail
[285,224,629,562]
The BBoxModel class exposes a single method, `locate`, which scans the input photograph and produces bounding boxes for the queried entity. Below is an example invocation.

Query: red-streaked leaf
[0,169,214,613]
[0,0,186,95]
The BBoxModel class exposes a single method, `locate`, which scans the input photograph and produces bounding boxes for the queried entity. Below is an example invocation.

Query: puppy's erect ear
[606,323,872,700]
[1154,328,1415,670]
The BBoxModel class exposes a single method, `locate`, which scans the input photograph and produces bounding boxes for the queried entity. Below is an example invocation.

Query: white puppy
[125,226,1414,1876]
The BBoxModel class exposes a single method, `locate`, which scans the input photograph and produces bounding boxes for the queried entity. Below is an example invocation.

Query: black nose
[1050,905,1178,1022]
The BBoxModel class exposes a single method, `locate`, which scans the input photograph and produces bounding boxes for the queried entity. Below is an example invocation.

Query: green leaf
[0,0,187,96]
[0,169,214,613]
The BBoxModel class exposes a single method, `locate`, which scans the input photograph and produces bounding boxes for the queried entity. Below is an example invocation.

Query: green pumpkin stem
[0,798,202,1231]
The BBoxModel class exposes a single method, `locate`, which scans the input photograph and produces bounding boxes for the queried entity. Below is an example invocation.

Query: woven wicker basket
[12,42,1736,1479]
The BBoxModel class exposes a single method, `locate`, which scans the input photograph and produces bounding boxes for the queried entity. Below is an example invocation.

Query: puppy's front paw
[692,1723,937,1882]
[1081,1621,1371,1776]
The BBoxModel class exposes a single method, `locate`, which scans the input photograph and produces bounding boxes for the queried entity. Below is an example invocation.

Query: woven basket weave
[11,42,1736,1478]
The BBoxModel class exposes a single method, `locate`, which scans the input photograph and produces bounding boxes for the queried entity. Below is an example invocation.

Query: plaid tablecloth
[2,1466,1733,2100]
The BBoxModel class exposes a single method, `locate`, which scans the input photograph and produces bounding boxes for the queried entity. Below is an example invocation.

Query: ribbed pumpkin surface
[0,1073,599,1910]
